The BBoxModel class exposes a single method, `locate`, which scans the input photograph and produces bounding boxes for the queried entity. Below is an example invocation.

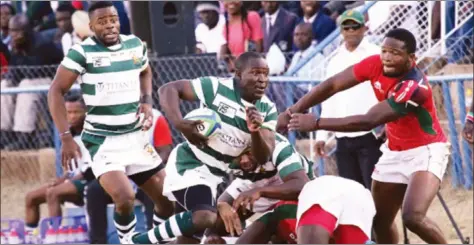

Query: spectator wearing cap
[315,10,381,190]
[195,1,226,54]
[261,1,298,53]
[0,2,16,47]
[299,0,336,44]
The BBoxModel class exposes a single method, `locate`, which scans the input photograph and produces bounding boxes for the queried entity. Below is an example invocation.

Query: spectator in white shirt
[315,10,382,189]
[194,1,226,54]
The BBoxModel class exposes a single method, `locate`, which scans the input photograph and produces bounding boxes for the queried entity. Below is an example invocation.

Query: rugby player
[462,101,473,144]
[279,28,450,243]
[204,133,313,244]
[48,2,173,242]
[129,51,277,244]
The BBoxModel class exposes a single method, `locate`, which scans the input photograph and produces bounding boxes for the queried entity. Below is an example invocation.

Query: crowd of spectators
[0,0,454,151]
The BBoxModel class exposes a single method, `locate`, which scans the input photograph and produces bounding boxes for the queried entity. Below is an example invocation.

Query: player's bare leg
[138,169,174,227]
[236,220,273,244]
[402,171,446,243]
[25,185,48,228]
[297,225,331,244]
[46,181,83,217]
[99,171,137,241]
[371,180,406,244]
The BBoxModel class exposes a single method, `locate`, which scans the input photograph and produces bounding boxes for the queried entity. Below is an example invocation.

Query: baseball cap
[338,9,365,26]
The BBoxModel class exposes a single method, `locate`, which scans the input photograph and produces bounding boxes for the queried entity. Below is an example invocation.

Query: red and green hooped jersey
[258,200,298,244]
[353,55,447,151]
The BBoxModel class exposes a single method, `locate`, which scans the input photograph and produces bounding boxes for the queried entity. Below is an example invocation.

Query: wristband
[315,117,321,130]
[60,130,71,137]
[466,112,474,123]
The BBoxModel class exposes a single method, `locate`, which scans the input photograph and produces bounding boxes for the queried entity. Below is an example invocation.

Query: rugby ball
[184,107,222,137]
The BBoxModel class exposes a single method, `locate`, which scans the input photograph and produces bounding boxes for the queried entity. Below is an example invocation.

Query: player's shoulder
[362,54,383,65]
[391,67,431,104]
[120,34,145,47]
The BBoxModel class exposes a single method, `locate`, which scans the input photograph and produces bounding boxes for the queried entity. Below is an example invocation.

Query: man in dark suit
[299,0,336,44]
[261,1,298,53]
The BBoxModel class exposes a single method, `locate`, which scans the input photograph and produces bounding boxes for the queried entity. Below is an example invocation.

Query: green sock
[133,211,194,244]
[113,211,136,240]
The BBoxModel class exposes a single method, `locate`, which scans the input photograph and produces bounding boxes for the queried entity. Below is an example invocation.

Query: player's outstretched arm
[158,80,198,127]
[277,66,360,133]
[289,66,359,114]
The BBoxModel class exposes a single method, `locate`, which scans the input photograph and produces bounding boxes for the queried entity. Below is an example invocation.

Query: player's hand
[232,188,261,216]
[137,103,154,131]
[176,119,209,147]
[314,141,326,157]
[288,113,318,132]
[60,135,82,172]
[463,121,474,144]
[217,202,242,237]
[48,178,66,188]
[276,110,292,133]
[245,106,262,132]
[204,234,227,244]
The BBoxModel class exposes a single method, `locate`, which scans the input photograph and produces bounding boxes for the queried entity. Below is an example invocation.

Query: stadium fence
[0,57,472,189]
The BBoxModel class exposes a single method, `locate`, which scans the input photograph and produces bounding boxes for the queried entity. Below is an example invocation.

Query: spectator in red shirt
[220,0,263,72]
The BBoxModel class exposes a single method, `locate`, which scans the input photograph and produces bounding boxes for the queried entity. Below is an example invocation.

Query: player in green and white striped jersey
[47,2,173,243]
[130,52,277,244]
[203,133,313,243]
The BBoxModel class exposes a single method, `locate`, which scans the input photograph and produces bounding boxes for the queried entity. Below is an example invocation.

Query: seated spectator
[261,1,298,53]
[0,14,63,150]
[194,1,226,54]
[0,2,15,47]
[54,3,76,53]
[220,0,263,71]
[23,93,94,241]
[299,0,336,44]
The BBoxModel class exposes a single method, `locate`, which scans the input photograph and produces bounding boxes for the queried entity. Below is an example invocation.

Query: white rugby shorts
[296,175,375,238]
[372,142,450,184]
[85,130,163,178]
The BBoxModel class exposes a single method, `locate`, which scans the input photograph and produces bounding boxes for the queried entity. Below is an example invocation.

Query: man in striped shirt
[130,52,277,244]
[48,1,173,243]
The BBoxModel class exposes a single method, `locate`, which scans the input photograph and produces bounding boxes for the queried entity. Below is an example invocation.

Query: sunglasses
[341,24,363,31]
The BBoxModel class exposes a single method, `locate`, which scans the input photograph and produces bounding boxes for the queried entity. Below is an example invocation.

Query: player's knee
[25,192,39,206]
[45,187,60,202]
[191,205,218,229]
[402,210,425,231]
[113,193,135,214]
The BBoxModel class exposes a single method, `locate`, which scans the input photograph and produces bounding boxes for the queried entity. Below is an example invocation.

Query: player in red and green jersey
[462,101,473,145]
[277,28,450,244]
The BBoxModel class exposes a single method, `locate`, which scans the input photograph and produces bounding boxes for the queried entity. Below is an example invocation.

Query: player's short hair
[65,92,86,107]
[235,51,265,71]
[88,1,114,15]
[385,28,417,54]
[56,3,76,15]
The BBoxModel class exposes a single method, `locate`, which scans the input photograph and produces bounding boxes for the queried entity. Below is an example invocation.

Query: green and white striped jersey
[178,76,277,174]
[229,133,315,181]
[60,34,148,136]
